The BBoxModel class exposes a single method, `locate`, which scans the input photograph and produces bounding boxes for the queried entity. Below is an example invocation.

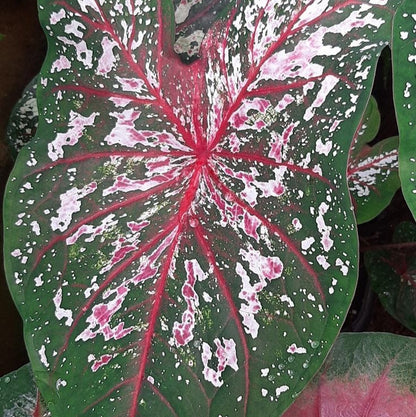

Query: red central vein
[177,161,203,220]
[129,227,182,417]
[121,160,202,414]
[249,6,266,65]
[207,166,326,302]
[193,222,250,416]
[104,1,196,150]
[191,63,206,149]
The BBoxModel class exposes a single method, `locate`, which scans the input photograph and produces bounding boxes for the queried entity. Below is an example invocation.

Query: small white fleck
[38,345,49,368]
[401,31,409,40]
[287,343,307,354]
[275,385,289,398]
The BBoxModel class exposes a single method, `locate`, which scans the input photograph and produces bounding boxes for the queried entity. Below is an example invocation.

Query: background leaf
[282,332,416,417]
[6,77,38,159]
[173,0,231,61]
[0,364,49,417]
[365,221,416,333]
[393,0,416,220]
[4,1,399,416]
[348,96,400,224]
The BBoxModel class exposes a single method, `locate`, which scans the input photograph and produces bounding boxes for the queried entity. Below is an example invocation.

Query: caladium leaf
[282,332,416,417]
[347,97,400,224]
[6,77,38,159]
[393,0,416,220]
[4,1,399,416]
[365,221,416,333]
[0,364,49,417]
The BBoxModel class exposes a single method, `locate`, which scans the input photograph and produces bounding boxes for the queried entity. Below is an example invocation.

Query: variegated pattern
[4,1,398,416]
[6,77,38,158]
[348,97,400,224]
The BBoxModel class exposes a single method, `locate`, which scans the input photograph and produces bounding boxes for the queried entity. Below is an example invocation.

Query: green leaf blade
[4,1,399,416]
[348,96,400,224]
[393,0,416,220]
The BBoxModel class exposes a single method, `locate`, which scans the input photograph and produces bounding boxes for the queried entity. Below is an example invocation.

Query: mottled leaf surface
[5,1,222,157]
[6,77,38,159]
[393,0,416,220]
[348,97,400,224]
[0,364,49,417]
[282,332,416,417]
[4,1,398,416]
[365,221,416,333]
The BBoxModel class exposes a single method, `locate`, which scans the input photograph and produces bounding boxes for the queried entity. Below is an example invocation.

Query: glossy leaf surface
[4,1,398,416]
[347,97,400,224]
[282,332,416,417]
[393,0,416,220]
[365,221,416,333]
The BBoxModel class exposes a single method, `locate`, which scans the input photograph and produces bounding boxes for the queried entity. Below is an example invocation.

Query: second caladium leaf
[365,221,416,333]
[348,96,400,224]
[0,364,49,417]
[6,76,38,158]
[4,1,399,416]
[282,333,416,417]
